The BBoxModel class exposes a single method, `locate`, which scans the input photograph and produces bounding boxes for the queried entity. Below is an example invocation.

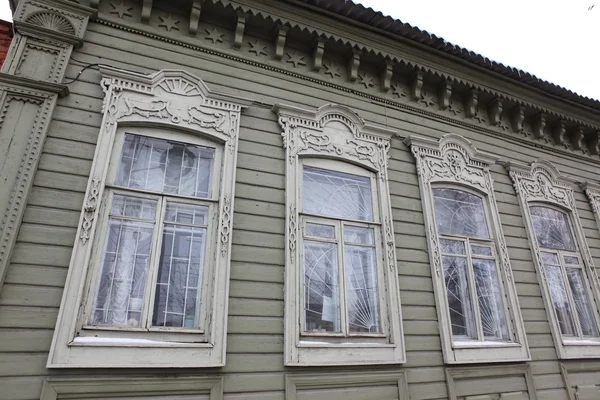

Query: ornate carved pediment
[275,103,394,174]
[100,67,247,150]
[506,160,574,210]
[404,133,497,190]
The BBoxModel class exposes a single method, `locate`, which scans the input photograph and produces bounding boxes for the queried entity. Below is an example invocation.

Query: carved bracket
[233,10,246,49]
[312,37,325,71]
[347,47,361,82]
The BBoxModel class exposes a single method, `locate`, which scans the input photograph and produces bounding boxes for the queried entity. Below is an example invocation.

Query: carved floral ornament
[275,103,394,175]
[505,160,575,210]
[404,134,497,191]
[99,67,245,151]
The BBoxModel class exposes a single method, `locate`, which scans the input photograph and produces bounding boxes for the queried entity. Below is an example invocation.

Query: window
[85,131,220,334]
[48,68,246,368]
[507,160,600,359]
[276,103,405,366]
[433,188,509,342]
[530,206,599,339]
[301,162,383,336]
[406,134,530,364]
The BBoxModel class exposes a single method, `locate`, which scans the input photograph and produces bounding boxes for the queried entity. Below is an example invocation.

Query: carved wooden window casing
[48,67,246,368]
[508,160,600,359]
[406,134,530,364]
[276,103,405,366]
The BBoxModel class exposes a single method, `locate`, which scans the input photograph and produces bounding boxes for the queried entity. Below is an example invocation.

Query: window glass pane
[433,188,490,238]
[304,241,341,333]
[165,202,208,226]
[345,245,380,333]
[344,226,374,245]
[439,239,466,255]
[90,197,156,327]
[471,245,493,257]
[566,268,599,337]
[153,222,207,328]
[541,251,560,265]
[530,206,576,251]
[545,266,577,336]
[117,134,215,198]
[303,166,373,221]
[111,195,157,220]
[306,223,335,239]
[443,255,477,339]
[472,258,509,340]
[564,255,580,265]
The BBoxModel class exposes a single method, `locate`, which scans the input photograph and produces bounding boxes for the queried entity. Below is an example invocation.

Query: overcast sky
[0,0,598,100]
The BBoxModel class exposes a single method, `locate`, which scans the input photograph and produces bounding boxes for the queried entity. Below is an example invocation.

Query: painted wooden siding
[0,8,599,399]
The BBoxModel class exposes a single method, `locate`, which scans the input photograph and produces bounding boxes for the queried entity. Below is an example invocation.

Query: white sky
[0,0,598,101]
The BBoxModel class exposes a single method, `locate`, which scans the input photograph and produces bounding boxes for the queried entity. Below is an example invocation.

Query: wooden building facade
[0,0,600,399]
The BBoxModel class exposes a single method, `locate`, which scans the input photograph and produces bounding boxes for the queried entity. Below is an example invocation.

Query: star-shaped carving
[204,28,223,44]
[358,73,374,89]
[248,40,267,56]
[419,93,436,108]
[286,52,306,68]
[391,84,406,98]
[109,1,132,18]
[158,15,179,31]
[448,99,462,116]
[323,62,341,78]
[497,119,510,131]
[473,111,486,124]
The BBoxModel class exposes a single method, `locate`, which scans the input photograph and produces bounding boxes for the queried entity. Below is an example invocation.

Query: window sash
[541,247,599,339]
[300,214,385,338]
[83,187,217,334]
[438,234,510,342]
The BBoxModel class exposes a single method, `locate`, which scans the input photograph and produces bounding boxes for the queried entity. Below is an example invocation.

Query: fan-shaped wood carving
[25,12,76,36]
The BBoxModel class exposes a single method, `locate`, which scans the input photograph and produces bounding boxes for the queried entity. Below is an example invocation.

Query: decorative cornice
[0,72,69,97]
[91,13,600,167]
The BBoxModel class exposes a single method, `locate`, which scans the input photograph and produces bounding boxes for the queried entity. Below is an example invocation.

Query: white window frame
[275,103,405,366]
[405,134,530,364]
[507,160,600,359]
[47,67,247,368]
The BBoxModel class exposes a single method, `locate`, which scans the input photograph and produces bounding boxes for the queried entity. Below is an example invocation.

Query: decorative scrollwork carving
[409,135,490,189]
[289,205,297,263]
[80,177,101,244]
[384,217,395,271]
[220,195,231,257]
[508,162,573,210]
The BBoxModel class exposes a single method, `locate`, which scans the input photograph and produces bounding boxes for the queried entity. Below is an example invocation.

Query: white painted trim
[275,103,405,366]
[285,371,408,400]
[405,133,530,364]
[445,364,537,400]
[40,376,223,400]
[47,67,245,368]
[506,160,600,359]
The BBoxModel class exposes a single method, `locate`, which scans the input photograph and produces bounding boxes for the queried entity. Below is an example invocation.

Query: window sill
[562,339,600,346]
[70,336,211,348]
[452,340,522,349]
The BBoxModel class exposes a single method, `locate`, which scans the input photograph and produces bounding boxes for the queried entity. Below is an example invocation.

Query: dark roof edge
[291,0,600,112]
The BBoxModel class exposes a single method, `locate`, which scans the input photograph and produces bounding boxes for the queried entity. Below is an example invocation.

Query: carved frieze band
[96,0,600,161]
